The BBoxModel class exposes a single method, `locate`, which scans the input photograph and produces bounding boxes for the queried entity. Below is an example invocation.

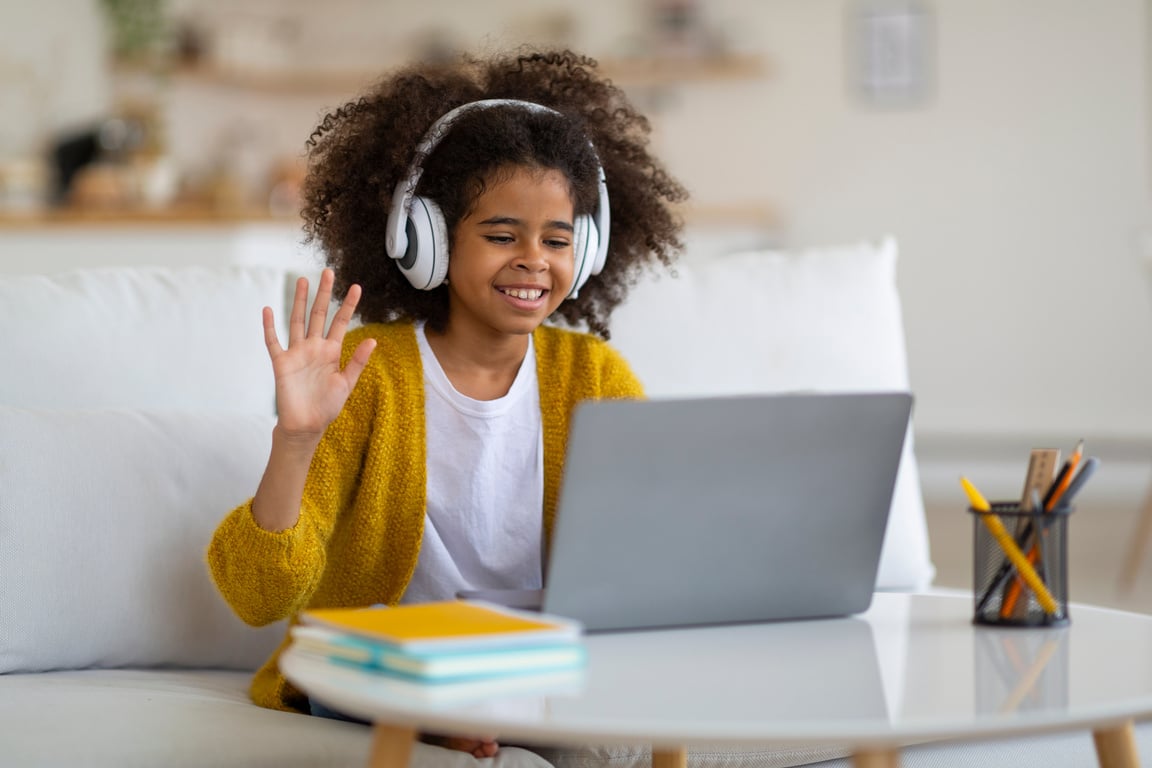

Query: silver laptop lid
[542,391,912,631]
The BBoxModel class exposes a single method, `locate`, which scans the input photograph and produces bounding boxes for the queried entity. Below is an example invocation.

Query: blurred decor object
[205,165,248,213]
[410,28,461,66]
[851,0,933,107]
[100,0,172,67]
[51,103,179,212]
[132,154,179,209]
[0,158,50,214]
[50,129,102,206]
[69,163,132,210]
[174,14,208,68]
[647,0,714,59]
[50,114,148,206]
[266,157,306,218]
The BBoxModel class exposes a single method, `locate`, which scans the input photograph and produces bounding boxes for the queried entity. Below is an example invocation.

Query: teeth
[502,288,544,300]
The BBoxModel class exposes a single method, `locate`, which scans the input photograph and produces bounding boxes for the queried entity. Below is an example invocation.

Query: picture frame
[850,1,933,107]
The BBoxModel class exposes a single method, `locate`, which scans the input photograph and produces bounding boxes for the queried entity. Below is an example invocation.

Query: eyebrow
[477,216,574,232]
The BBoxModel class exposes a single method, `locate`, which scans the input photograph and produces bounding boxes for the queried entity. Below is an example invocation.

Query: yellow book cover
[300,600,582,652]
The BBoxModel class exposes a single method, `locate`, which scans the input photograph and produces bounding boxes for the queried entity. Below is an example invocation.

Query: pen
[961,476,1059,616]
[1059,456,1099,507]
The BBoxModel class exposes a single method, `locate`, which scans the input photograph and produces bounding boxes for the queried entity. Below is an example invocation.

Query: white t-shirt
[402,323,544,604]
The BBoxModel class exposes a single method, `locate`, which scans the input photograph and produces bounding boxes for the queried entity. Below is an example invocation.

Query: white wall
[646,1,1152,446]
[4,0,1152,448]
[0,0,109,150]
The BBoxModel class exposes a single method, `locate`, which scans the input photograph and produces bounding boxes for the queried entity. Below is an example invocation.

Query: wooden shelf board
[600,54,767,86]
[118,53,765,94]
[0,205,296,229]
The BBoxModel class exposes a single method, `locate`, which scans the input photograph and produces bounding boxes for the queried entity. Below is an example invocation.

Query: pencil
[961,477,1059,616]
[1042,439,1083,511]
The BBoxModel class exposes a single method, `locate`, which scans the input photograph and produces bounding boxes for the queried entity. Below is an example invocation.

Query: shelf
[158,64,381,95]
[675,202,777,229]
[600,54,766,86]
[120,53,765,95]
[0,205,295,229]
[1,199,775,232]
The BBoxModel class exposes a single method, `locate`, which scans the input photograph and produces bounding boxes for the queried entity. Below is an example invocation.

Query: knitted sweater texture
[207,322,642,712]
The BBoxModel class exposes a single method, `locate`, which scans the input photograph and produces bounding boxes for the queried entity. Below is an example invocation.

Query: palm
[271,332,354,434]
[263,270,375,440]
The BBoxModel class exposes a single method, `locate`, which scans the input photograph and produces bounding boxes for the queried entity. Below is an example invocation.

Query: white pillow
[609,237,934,591]
[0,266,289,414]
[0,407,285,672]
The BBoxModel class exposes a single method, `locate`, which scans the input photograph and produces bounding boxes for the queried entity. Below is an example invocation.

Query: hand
[421,733,501,758]
[263,268,376,443]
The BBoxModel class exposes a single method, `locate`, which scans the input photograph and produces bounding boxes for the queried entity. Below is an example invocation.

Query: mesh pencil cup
[970,502,1072,627]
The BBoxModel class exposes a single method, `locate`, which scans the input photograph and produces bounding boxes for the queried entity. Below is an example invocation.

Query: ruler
[1020,448,1060,511]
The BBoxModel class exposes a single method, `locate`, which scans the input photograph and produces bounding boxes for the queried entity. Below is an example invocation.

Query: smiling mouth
[498,287,546,301]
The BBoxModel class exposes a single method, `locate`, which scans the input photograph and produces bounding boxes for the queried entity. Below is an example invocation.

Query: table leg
[652,746,688,768]
[852,748,900,768]
[367,724,417,768]
[1094,720,1140,768]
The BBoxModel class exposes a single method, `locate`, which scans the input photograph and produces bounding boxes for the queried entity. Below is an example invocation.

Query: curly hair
[299,48,687,339]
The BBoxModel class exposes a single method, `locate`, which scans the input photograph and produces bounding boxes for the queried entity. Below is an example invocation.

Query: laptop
[461,391,912,632]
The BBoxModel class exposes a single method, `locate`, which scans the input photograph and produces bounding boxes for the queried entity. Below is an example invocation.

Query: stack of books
[289,600,585,692]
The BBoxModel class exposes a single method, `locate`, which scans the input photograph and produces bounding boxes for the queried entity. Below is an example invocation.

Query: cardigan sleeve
[206,333,382,627]
[595,340,646,400]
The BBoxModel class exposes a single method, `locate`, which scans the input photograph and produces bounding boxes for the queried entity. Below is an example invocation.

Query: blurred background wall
[2,0,1152,500]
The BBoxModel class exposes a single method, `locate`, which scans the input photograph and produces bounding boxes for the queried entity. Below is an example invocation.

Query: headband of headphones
[384,99,610,298]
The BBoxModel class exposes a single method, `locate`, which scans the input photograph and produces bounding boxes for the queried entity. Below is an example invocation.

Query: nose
[512,241,548,272]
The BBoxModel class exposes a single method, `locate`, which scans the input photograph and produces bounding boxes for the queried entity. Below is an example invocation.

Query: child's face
[444,165,576,340]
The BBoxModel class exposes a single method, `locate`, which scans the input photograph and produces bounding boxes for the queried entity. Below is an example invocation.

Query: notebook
[460,391,913,632]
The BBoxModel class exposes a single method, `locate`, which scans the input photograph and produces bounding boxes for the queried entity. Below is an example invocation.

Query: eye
[545,238,571,250]
[484,235,514,245]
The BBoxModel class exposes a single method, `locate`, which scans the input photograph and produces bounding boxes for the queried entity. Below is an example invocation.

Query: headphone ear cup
[397,196,451,290]
[566,214,598,299]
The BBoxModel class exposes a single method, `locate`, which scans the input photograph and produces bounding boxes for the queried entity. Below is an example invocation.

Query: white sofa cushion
[608,237,934,591]
[0,668,552,768]
[0,265,288,414]
[0,406,284,673]
[0,669,372,767]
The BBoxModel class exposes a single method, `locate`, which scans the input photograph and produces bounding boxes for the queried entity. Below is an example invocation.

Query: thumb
[340,338,377,389]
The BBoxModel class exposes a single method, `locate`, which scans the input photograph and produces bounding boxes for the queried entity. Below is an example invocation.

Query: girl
[208,48,685,758]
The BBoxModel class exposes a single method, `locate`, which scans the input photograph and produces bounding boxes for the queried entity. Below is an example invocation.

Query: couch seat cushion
[0,669,372,767]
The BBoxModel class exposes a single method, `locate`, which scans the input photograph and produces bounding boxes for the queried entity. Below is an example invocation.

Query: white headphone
[384,99,610,299]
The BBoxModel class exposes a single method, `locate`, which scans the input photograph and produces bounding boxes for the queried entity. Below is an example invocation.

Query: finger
[288,276,309,345]
[339,338,376,389]
[262,306,283,356]
[326,283,362,341]
[308,268,335,338]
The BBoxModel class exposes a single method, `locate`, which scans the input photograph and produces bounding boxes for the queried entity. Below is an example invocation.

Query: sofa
[1,233,1146,767]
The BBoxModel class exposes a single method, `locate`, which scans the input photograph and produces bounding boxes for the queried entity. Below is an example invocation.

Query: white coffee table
[281,592,1152,768]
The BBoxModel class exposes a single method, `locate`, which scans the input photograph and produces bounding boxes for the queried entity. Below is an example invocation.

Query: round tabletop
[280,592,1152,750]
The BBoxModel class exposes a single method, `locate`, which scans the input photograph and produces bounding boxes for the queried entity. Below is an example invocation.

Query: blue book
[289,624,585,683]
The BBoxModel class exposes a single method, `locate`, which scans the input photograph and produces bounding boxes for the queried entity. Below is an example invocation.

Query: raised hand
[263,268,376,444]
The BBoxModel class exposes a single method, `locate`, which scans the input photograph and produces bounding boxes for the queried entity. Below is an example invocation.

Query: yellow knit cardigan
[207,321,642,712]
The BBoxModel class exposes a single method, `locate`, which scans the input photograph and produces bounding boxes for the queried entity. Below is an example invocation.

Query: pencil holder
[970,502,1072,628]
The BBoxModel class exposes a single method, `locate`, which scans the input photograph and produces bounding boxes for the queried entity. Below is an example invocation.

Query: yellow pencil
[960,476,1059,616]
